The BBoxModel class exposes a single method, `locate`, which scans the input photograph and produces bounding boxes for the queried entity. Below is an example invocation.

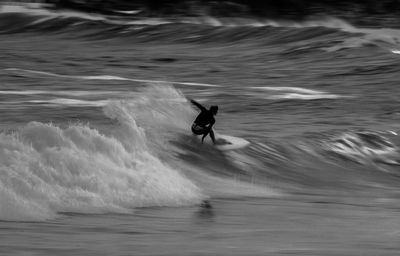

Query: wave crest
[0,98,202,221]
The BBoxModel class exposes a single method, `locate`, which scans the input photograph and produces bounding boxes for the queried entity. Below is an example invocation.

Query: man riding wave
[190,99,218,144]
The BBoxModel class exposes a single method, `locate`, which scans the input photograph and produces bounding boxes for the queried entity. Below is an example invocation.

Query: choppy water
[0,3,400,255]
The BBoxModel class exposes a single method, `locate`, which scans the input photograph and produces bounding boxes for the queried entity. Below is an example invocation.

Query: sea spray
[104,85,279,199]
[0,105,202,221]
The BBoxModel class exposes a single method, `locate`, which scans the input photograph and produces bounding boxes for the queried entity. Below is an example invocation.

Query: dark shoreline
[7,0,388,28]
[43,0,400,17]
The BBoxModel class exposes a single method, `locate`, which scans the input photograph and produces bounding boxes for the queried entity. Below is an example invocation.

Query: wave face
[2,3,400,56]
[2,2,400,222]
[0,86,202,221]
[1,79,400,221]
[37,1,400,21]
[0,84,276,221]
[3,82,399,221]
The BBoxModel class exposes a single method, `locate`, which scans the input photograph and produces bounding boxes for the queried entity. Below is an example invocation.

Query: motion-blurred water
[0,3,400,255]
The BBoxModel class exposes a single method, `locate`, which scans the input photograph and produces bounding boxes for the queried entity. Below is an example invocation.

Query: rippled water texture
[0,3,400,255]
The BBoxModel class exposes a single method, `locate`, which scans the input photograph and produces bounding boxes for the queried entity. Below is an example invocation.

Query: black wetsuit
[193,111,215,131]
[190,99,217,143]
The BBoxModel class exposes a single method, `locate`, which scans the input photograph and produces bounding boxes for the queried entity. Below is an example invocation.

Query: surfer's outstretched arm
[190,99,206,111]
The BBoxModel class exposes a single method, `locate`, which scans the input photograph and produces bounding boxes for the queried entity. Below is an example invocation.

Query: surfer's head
[210,105,218,115]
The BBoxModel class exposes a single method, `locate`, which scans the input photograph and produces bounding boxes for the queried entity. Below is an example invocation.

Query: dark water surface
[2,197,400,256]
[0,3,400,255]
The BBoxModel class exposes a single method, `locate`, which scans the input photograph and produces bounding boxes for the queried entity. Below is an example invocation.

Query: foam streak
[5,68,221,87]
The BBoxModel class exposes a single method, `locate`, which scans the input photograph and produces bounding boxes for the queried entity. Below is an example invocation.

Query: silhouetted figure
[190,99,218,144]
[200,200,212,209]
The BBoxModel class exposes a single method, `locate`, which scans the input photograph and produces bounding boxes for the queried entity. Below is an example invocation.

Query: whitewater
[0,3,400,256]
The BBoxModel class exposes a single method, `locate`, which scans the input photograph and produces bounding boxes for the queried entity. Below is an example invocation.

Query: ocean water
[1,3,400,255]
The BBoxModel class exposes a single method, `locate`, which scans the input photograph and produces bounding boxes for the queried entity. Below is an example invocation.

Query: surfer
[190,99,218,144]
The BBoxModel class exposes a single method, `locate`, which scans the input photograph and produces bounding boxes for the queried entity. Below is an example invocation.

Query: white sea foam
[290,18,400,53]
[267,93,343,100]
[0,4,166,27]
[250,86,349,100]
[0,4,105,21]
[127,18,172,26]
[0,95,203,221]
[250,86,325,94]
[0,90,118,96]
[5,68,221,87]
[324,132,398,164]
[114,10,142,15]
[28,99,109,107]
[5,3,399,54]
[0,82,279,221]
[238,17,400,54]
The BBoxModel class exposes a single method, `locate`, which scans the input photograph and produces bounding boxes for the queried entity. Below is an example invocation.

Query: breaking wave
[1,3,400,54]
[0,81,399,222]
[0,103,201,221]
[0,84,275,221]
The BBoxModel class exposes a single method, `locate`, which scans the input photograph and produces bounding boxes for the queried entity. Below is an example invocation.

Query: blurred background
[1,1,400,255]
[10,0,400,25]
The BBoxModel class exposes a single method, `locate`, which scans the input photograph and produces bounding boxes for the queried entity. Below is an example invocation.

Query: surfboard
[214,134,250,151]
[190,128,250,151]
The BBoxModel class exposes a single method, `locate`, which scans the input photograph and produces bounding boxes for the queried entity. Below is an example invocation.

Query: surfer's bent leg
[192,123,204,135]
[201,131,209,143]
[209,129,216,144]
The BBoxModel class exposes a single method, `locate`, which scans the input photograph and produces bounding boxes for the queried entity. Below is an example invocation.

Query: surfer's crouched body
[190,99,218,144]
